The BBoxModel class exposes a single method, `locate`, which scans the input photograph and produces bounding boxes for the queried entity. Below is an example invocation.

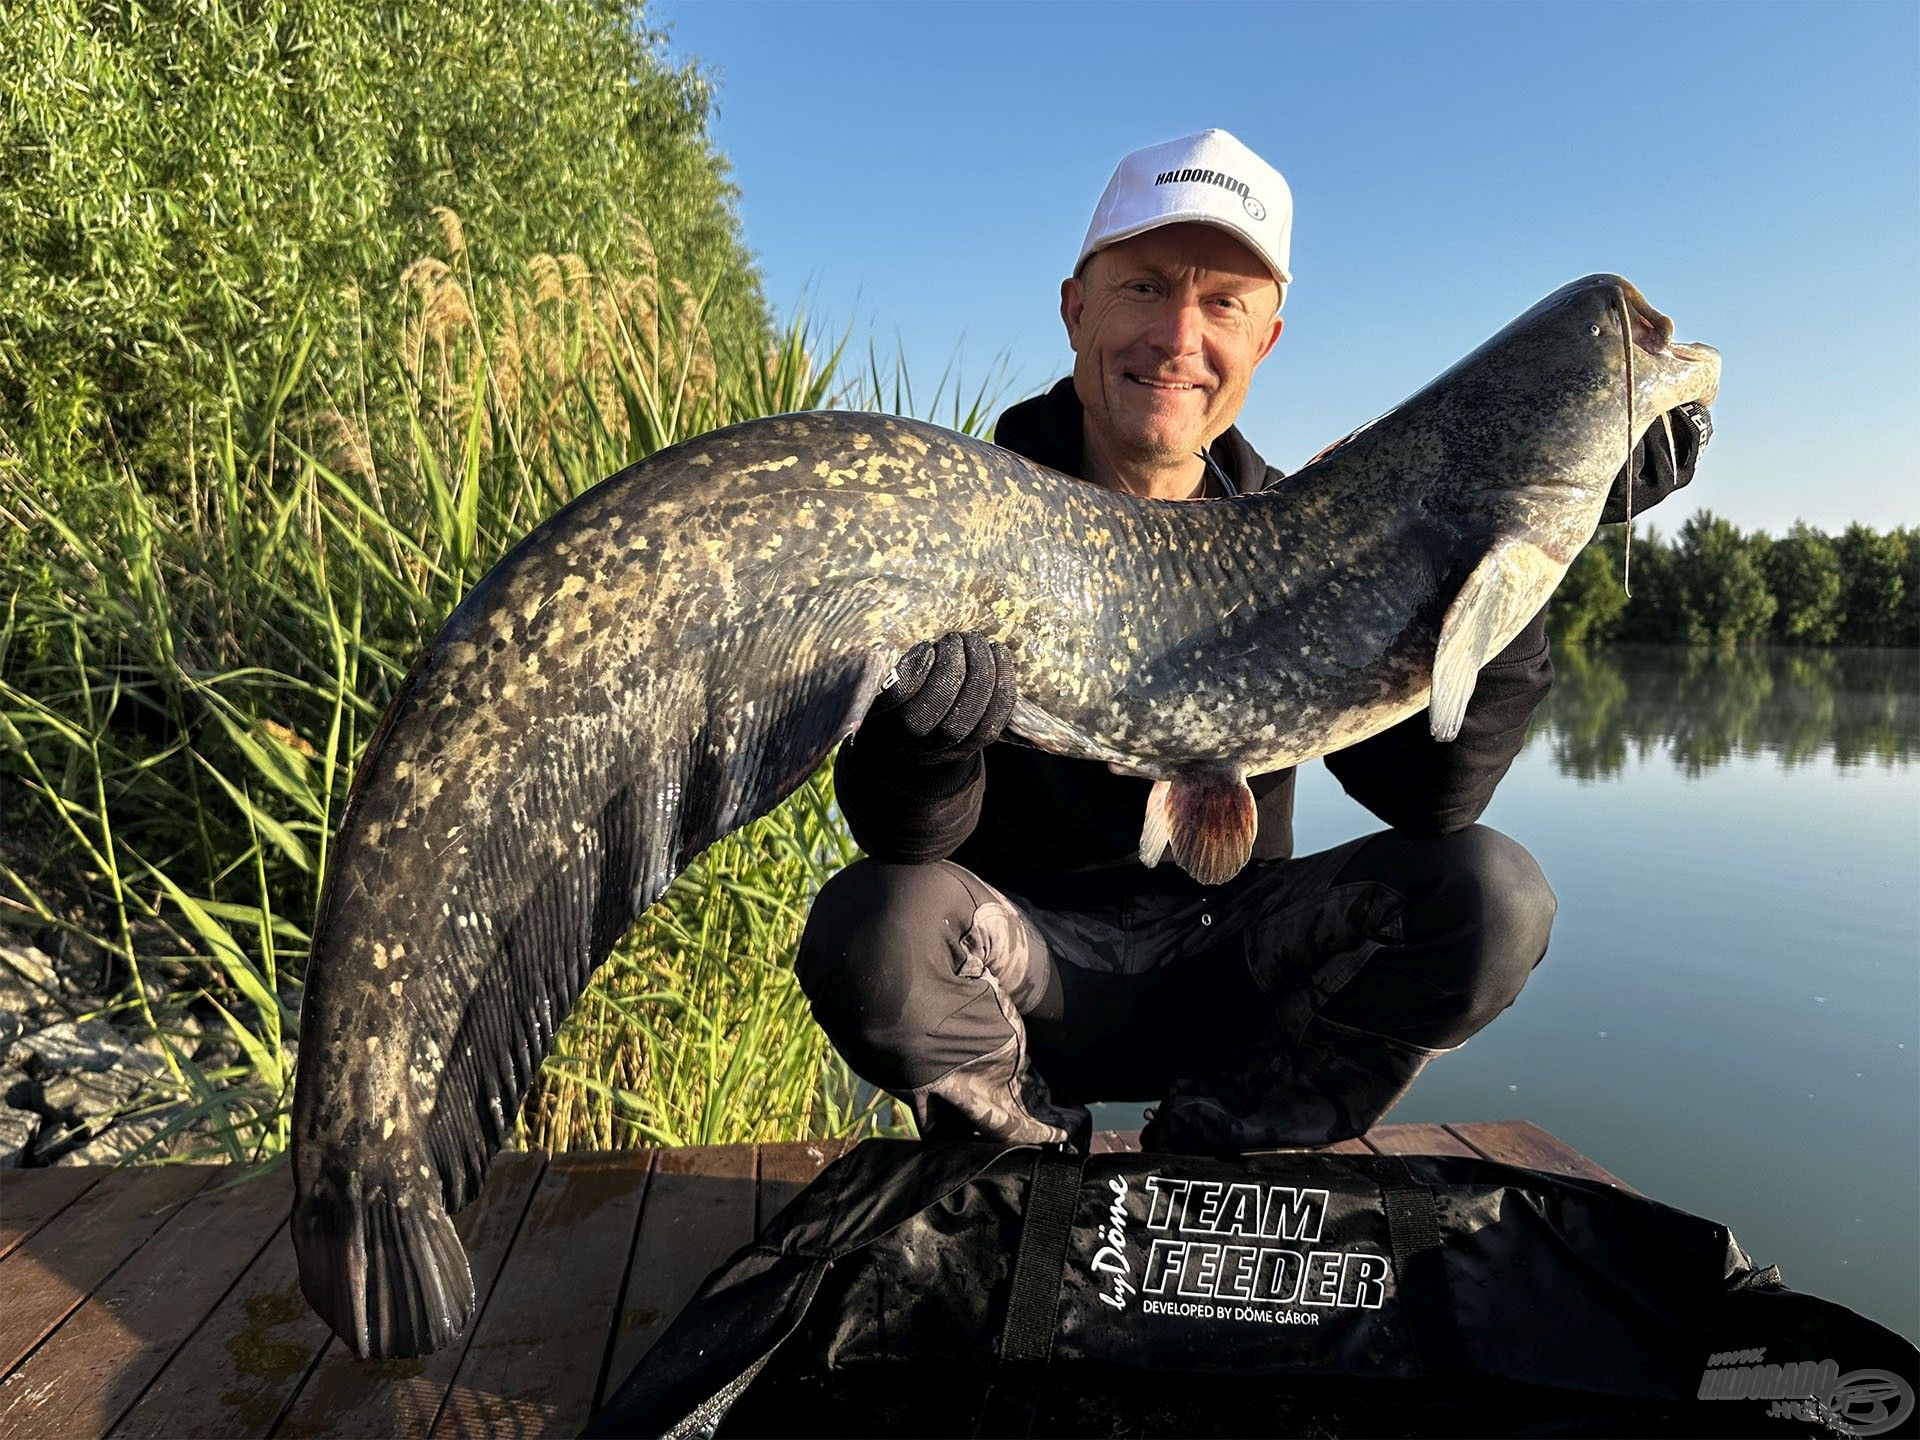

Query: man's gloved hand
[857,631,1017,765]
[1601,401,1713,524]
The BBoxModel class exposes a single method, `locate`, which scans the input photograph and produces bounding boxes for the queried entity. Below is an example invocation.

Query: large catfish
[291,273,1720,1356]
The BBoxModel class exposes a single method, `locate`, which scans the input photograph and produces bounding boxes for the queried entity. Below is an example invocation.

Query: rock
[0,1105,37,1167]
[48,1104,193,1165]
[0,942,61,1053]
[12,1017,132,1074]
[3,918,119,1000]
[138,1017,204,1071]
[0,939,59,995]
[40,1065,155,1118]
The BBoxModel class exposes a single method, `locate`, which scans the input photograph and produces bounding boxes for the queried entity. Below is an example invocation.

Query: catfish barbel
[291,273,1720,1357]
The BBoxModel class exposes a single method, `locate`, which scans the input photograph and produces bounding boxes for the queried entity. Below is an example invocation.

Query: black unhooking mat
[586,1140,1919,1439]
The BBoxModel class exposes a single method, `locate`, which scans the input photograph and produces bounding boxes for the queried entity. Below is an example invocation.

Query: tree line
[1547,516,1919,648]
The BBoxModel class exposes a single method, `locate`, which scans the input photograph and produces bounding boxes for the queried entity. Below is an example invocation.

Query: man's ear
[1059,277,1084,351]
[1254,315,1284,364]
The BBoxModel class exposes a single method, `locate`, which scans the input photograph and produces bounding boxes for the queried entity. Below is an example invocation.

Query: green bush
[0,0,766,480]
[1,224,902,1163]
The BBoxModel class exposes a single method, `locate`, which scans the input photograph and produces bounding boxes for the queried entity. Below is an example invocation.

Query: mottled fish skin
[290,273,1719,1357]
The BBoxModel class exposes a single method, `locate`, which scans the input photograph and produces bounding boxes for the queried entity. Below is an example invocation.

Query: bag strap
[998,1145,1087,1363]
[979,1147,1087,1437]
[1379,1157,1467,1375]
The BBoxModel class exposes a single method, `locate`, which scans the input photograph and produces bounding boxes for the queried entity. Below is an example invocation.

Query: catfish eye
[1587,323,1602,337]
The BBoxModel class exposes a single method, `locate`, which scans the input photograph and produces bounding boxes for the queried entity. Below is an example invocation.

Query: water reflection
[1534,646,1919,778]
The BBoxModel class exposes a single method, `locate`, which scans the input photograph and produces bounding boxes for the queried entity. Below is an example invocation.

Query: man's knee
[1440,824,1558,971]
[1326,825,1556,1048]
[794,860,1015,1091]
[795,860,975,1012]
[1419,826,1555,1041]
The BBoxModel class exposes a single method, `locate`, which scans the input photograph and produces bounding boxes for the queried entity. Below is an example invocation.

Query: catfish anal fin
[1431,535,1562,742]
[1140,768,1257,886]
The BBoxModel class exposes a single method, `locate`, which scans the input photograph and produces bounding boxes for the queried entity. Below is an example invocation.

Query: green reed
[0,222,989,1164]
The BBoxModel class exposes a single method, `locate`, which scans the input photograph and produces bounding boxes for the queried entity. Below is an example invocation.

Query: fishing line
[1618,287,1636,599]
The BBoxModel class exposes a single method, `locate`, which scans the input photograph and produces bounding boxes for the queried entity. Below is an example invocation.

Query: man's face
[1060,224,1284,470]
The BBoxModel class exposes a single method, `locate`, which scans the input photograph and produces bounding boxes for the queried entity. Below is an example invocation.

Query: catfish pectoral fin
[1430,534,1563,742]
[1139,767,1257,886]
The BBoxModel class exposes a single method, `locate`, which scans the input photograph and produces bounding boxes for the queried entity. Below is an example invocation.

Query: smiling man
[796,130,1710,1154]
[1063,216,1282,501]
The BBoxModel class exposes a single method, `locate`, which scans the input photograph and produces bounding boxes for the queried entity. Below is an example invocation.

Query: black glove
[1601,401,1712,524]
[857,631,1017,765]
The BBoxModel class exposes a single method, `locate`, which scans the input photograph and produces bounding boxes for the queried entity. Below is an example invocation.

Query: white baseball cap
[1076,129,1294,304]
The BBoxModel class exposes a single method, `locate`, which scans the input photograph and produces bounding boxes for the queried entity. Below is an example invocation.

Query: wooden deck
[0,1121,1629,1438]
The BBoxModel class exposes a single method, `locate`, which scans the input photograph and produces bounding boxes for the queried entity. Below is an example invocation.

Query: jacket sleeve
[1323,604,1553,834]
[832,737,986,863]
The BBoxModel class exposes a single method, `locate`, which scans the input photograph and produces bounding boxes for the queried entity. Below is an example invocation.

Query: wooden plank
[274,1151,547,1440]
[0,1165,216,1377]
[1447,1120,1635,1192]
[1322,1137,1374,1155]
[0,1169,105,1262]
[107,1214,328,1438]
[1365,1122,1480,1159]
[595,1144,756,1417]
[431,1151,650,1439]
[0,1167,281,1440]
[756,1139,849,1232]
[1089,1129,1141,1154]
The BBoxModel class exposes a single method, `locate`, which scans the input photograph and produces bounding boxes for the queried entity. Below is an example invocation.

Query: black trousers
[794,826,1556,1152]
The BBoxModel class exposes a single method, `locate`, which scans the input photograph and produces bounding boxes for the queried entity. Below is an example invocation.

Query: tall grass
[0,217,987,1165]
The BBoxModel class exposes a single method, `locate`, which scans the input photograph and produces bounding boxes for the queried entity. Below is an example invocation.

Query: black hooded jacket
[832,379,1554,906]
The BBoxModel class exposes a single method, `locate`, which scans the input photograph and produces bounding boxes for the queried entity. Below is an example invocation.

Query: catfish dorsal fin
[1139,767,1257,886]
[1431,534,1562,742]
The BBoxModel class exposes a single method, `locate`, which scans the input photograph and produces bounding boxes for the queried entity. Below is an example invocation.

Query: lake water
[1098,645,1920,1341]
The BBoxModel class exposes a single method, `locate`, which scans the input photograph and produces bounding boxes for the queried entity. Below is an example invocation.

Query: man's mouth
[1127,373,1205,393]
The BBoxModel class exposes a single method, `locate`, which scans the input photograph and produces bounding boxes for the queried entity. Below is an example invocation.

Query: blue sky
[658,1,1918,536]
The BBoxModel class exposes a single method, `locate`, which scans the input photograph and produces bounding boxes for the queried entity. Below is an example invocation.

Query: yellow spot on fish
[742,454,801,476]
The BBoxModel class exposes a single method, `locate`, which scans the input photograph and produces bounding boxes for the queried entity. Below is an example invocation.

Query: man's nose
[1144,298,1206,357]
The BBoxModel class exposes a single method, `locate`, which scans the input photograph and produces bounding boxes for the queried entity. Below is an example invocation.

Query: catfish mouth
[1603,274,1721,405]
[1613,275,1674,355]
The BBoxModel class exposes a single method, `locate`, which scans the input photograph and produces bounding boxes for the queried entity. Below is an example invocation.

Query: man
[795,130,1710,1155]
